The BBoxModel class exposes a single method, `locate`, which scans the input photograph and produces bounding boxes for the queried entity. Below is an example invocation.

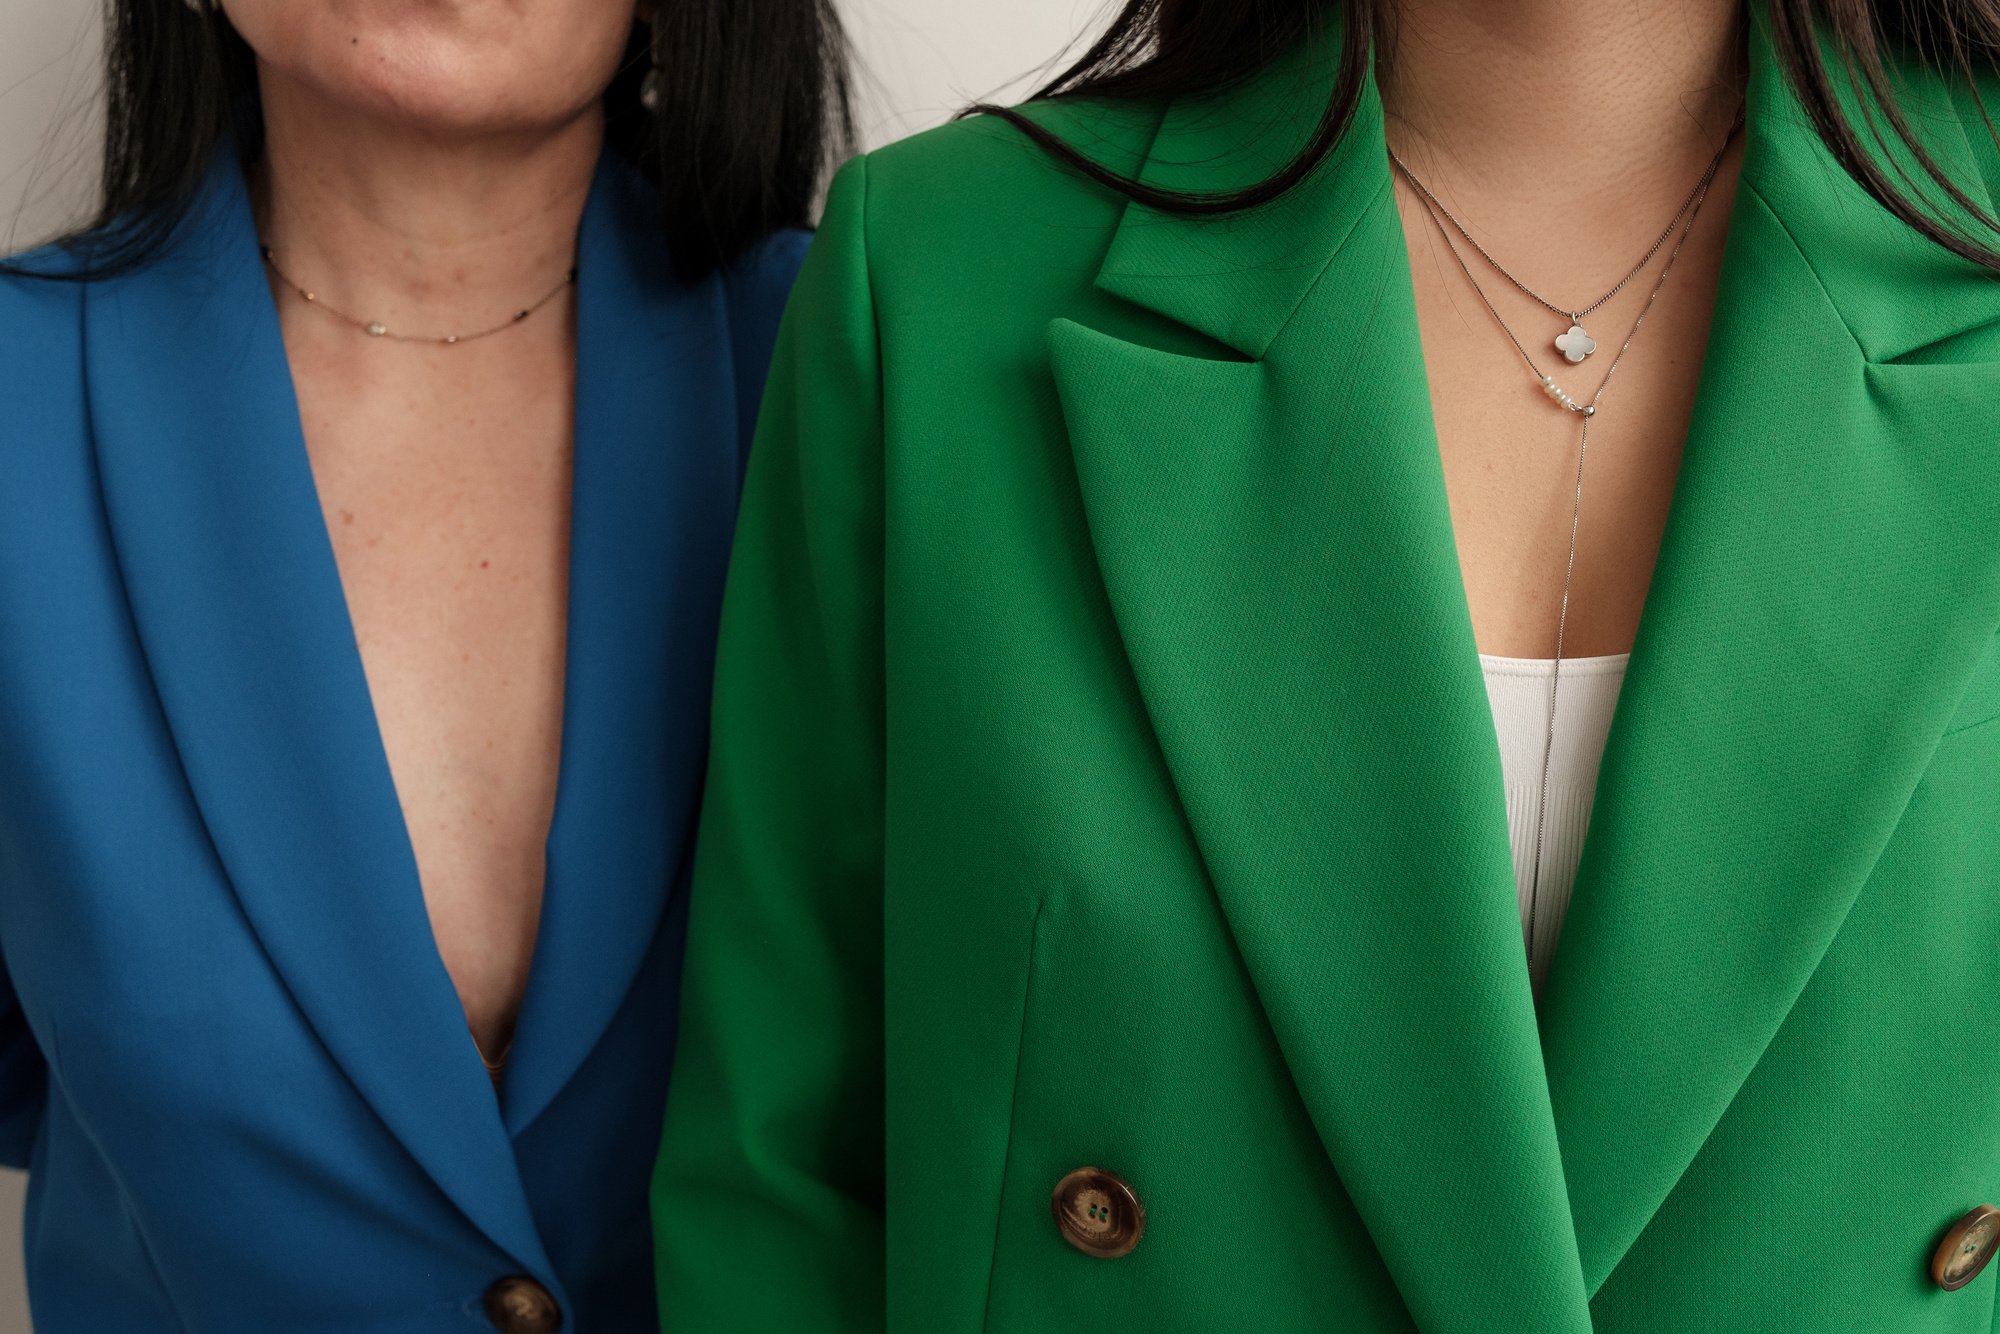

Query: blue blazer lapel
[82,154,553,1275]
[501,159,741,1136]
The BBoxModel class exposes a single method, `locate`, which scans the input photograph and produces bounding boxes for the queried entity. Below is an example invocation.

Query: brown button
[483,1276,562,1333]
[1052,1166,1146,1258]
[1933,1206,2000,1291]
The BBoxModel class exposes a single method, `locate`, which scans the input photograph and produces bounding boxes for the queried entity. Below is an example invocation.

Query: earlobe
[640,9,665,112]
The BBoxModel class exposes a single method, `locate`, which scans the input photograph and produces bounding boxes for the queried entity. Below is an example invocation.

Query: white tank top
[1477,652,1629,994]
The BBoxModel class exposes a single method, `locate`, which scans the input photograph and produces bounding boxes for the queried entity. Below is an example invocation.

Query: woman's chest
[292,348,577,1047]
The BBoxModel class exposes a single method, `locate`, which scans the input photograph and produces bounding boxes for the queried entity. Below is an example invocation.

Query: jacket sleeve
[653,155,887,1330]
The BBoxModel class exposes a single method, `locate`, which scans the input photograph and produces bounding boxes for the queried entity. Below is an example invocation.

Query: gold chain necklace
[260,246,577,347]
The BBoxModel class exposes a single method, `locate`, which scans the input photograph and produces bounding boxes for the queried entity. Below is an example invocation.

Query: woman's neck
[254,69,602,336]
[1378,0,1746,215]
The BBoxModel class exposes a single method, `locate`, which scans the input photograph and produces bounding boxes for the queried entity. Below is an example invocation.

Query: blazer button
[1933,1206,2000,1291]
[483,1276,562,1333]
[1052,1166,1146,1259]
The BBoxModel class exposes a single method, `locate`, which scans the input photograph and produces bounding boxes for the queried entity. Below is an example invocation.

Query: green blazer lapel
[1049,39,1593,1334]
[1091,38,1386,358]
[1539,16,2000,1296]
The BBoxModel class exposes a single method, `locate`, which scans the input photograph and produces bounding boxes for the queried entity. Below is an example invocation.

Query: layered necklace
[1387,117,1740,982]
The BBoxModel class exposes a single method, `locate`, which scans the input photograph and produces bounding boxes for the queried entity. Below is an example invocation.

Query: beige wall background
[0,0,1104,1328]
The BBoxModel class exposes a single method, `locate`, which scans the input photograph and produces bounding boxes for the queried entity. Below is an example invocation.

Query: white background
[0,0,1105,1326]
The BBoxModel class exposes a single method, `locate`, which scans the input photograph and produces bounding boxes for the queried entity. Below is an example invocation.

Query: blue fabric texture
[0,148,807,1331]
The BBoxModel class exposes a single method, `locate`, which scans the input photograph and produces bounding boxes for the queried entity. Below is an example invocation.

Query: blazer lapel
[501,160,739,1135]
[1539,14,2000,1295]
[83,155,553,1274]
[1052,35,1593,1333]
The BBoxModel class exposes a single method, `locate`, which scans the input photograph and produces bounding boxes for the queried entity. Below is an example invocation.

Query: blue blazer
[0,150,806,1331]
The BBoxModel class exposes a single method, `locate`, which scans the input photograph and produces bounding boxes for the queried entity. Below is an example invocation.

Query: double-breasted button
[483,1276,562,1333]
[1932,1206,2000,1291]
[1052,1166,1146,1259]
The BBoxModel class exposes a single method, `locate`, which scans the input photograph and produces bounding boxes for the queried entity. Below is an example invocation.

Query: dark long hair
[973,0,2000,271]
[19,0,850,281]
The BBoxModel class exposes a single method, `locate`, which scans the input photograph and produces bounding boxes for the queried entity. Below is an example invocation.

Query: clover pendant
[1555,323,1597,363]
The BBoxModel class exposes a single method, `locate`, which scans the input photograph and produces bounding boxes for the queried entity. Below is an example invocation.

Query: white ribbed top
[1477,652,1629,994]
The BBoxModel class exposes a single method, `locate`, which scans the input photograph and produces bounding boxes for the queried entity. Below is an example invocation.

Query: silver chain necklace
[260,246,578,347]
[1391,119,1738,985]
[1390,141,1725,369]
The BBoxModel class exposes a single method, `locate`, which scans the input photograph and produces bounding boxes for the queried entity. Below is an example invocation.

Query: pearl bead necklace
[1537,374,1594,415]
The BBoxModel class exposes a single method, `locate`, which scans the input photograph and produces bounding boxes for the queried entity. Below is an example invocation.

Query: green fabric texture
[654,13,2000,1331]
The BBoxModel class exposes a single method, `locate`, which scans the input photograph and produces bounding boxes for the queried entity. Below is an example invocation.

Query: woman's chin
[229,0,634,142]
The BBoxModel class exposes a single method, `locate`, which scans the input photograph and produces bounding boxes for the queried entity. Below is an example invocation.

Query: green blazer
[654,15,2000,1332]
